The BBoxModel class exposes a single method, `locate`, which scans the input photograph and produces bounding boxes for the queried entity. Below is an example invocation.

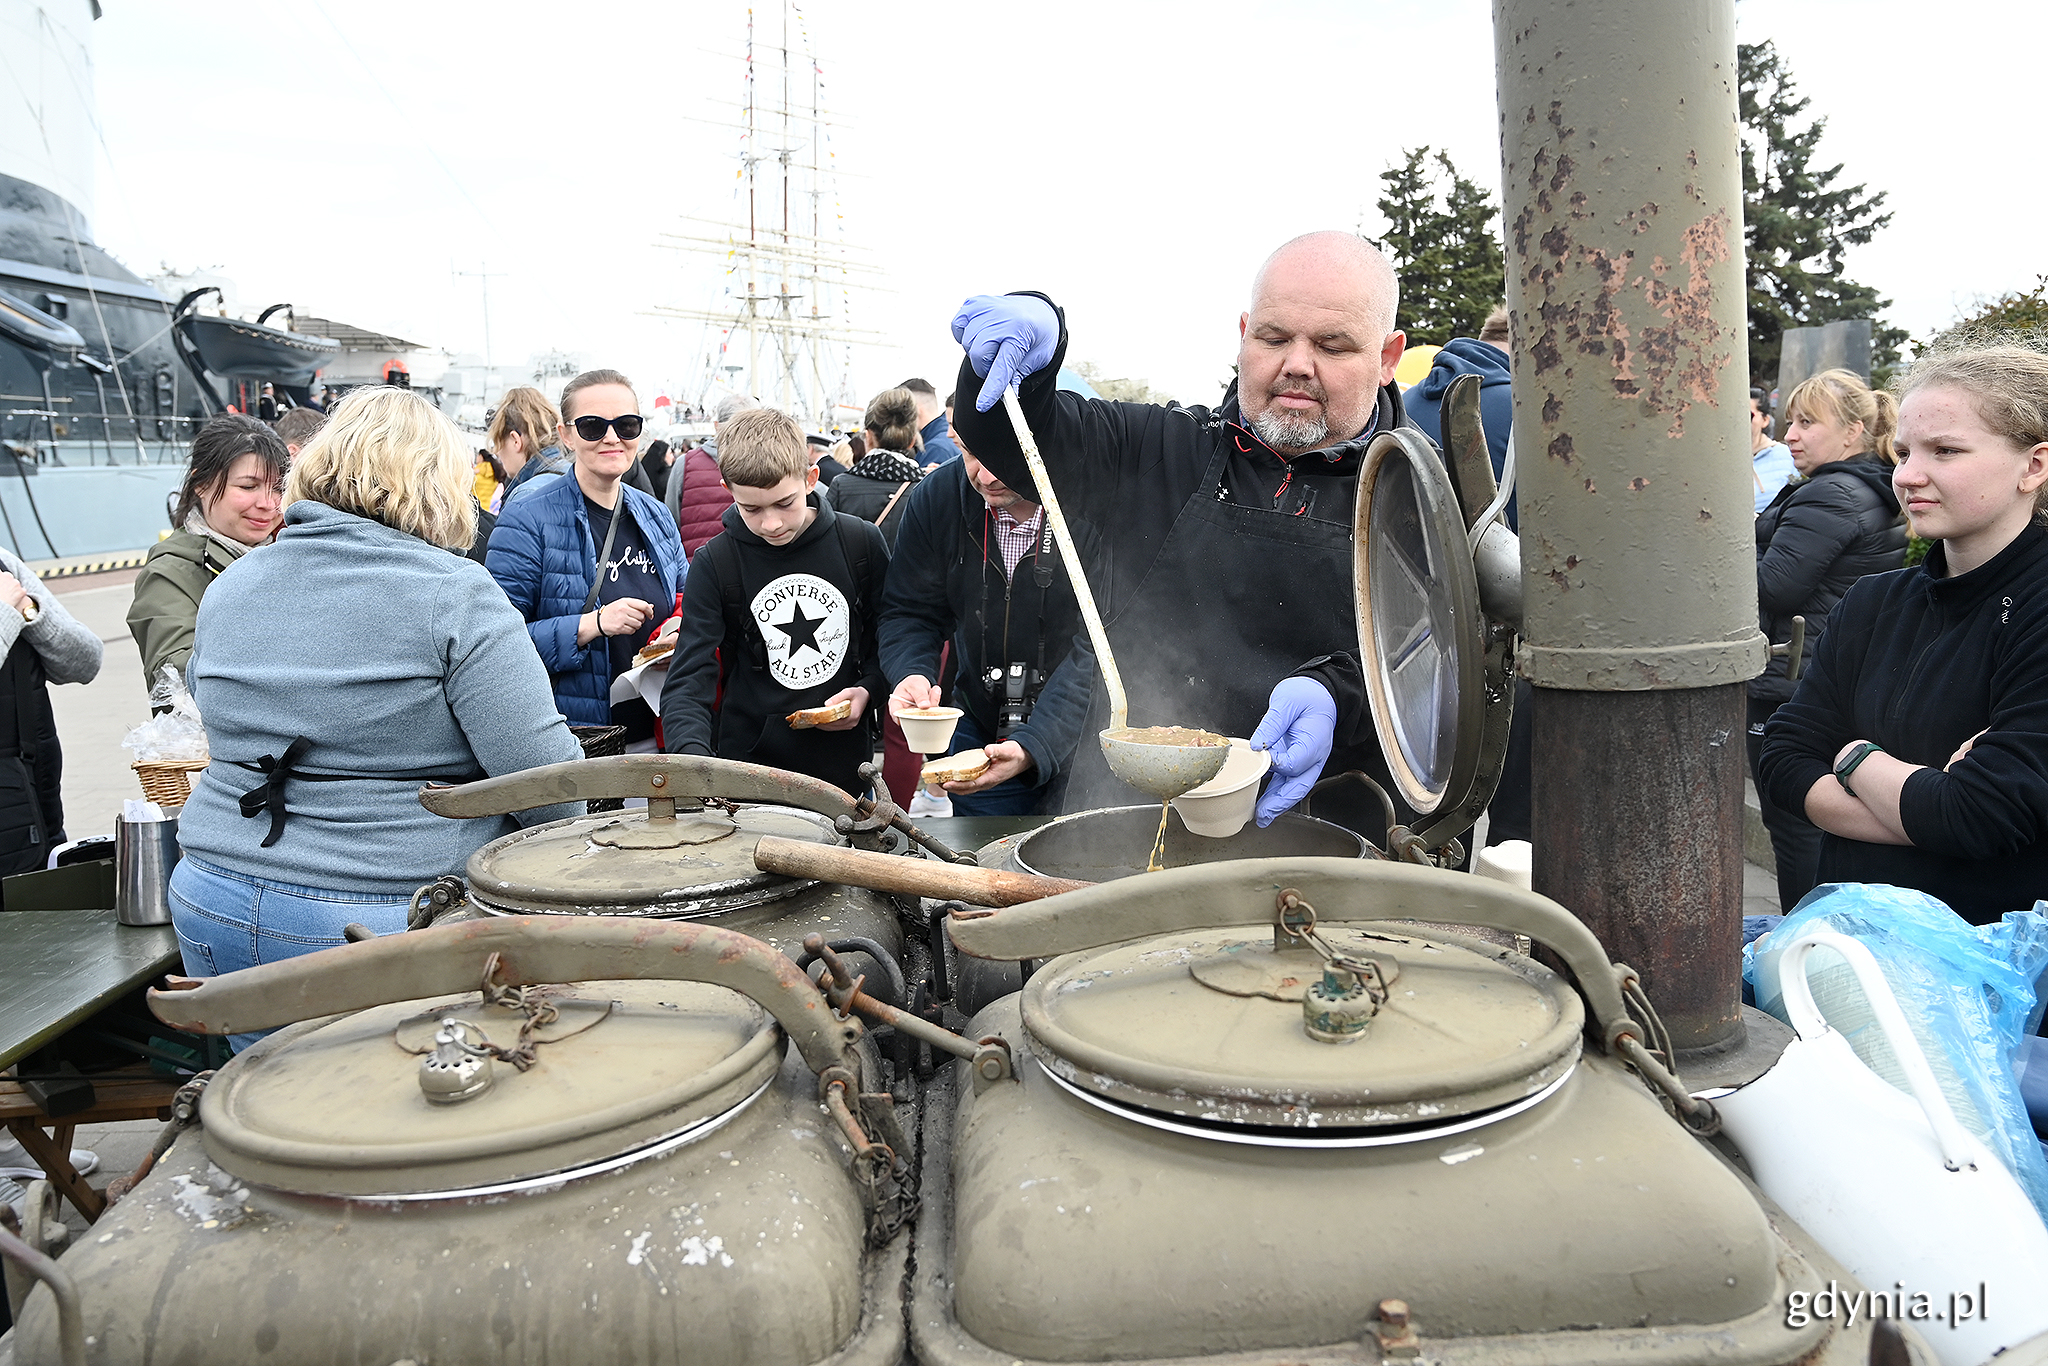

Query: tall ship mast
[652,3,885,430]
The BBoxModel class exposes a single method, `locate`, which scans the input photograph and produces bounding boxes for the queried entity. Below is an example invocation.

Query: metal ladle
[999,389,1229,801]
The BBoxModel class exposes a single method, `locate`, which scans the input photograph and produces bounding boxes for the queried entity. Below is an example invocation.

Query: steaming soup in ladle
[998,392,1231,869]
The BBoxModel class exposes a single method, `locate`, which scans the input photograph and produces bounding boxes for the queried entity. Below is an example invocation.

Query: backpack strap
[708,534,768,671]
[832,511,873,622]
[831,512,873,677]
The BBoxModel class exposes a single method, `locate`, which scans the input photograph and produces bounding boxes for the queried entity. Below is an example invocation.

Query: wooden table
[0,910,181,1070]
[1,909,183,1220]
[1,1069,178,1221]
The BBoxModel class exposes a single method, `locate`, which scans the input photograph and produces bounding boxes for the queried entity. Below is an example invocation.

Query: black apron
[1060,442,1416,838]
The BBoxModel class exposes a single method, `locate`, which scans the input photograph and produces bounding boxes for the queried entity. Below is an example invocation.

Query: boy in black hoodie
[660,408,890,797]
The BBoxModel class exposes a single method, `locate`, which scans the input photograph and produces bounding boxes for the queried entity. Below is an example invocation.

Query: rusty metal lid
[465,802,843,917]
[1021,925,1582,1130]
[200,980,781,1198]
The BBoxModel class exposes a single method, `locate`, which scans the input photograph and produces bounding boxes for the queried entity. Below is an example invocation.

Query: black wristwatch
[1833,742,1884,797]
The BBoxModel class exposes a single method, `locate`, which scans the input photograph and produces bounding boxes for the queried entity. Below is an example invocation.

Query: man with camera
[879,436,1097,815]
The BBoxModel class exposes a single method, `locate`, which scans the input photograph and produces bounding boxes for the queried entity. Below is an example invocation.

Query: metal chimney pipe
[1492,0,1768,1053]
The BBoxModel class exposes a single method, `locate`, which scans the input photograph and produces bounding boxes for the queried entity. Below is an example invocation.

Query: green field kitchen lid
[466,803,843,916]
[200,980,781,1197]
[1021,925,1583,1129]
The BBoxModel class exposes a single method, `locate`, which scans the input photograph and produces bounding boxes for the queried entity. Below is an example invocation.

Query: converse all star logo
[752,573,850,688]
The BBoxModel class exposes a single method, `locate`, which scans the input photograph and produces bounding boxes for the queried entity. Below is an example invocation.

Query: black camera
[982,663,1046,739]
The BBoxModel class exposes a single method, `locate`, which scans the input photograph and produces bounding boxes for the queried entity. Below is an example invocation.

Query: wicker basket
[132,758,209,808]
[570,724,628,814]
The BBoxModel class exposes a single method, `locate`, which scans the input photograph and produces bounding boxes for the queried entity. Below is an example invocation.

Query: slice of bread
[786,699,854,729]
[920,750,991,785]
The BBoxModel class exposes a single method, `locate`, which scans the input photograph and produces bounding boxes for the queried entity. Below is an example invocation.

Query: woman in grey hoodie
[169,387,581,1045]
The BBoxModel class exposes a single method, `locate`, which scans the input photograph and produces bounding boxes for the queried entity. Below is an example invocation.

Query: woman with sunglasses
[487,369,687,745]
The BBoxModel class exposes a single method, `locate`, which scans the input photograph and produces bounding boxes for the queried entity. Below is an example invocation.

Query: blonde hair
[717,408,808,489]
[285,386,477,550]
[488,386,559,455]
[863,387,920,453]
[1896,342,2048,517]
[1785,368,1899,465]
[1897,344,2048,454]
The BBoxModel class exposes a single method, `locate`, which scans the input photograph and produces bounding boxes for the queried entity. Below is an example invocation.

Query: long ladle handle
[1000,388,1128,731]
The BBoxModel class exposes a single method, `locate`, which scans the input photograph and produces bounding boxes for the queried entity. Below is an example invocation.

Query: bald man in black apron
[949,231,1426,837]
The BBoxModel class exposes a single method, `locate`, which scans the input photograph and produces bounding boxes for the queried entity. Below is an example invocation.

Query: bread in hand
[786,699,854,729]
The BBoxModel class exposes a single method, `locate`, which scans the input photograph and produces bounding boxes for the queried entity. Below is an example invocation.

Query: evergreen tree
[1740,40,1905,385]
[1925,277,2048,351]
[1366,147,1505,346]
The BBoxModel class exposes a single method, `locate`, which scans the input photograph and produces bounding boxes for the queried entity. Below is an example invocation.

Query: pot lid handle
[419,753,863,821]
[148,915,864,1079]
[948,856,1635,1048]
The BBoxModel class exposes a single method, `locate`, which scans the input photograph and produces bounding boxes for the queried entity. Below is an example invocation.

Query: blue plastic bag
[1743,883,2048,1225]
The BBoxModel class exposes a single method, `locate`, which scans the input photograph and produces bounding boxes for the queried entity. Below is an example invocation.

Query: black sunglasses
[571,413,644,442]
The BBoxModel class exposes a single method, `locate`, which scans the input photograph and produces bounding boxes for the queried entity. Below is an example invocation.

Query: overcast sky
[71,0,2044,415]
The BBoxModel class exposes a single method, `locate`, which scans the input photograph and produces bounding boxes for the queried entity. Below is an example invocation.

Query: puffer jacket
[670,447,735,557]
[1751,452,1906,706]
[486,472,687,725]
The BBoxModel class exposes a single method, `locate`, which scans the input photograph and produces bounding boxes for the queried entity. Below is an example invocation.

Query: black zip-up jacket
[1752,453,1907,706]
[952,294,1415,755]
[1758,524,2048,924]
[660,496,889,796]
[827,468,916,549]
[877,459,1098,788]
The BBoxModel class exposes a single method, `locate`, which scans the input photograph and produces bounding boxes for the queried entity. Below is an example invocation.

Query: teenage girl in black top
[1760,346,2048,924]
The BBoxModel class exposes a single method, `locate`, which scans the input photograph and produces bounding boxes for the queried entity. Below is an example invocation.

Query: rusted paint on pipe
[1495,0,1766,693]
[1497,0,1755,1051]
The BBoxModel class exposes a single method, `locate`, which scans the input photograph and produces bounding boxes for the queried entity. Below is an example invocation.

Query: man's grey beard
[1249,405,1329,453]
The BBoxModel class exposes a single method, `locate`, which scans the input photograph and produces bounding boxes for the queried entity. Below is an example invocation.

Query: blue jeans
[946,708,1049,818]
[169,855,414,1051]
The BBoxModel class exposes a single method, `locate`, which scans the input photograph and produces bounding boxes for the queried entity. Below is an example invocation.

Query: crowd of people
[2,229,2040,1042]
[92,354,1098,1032]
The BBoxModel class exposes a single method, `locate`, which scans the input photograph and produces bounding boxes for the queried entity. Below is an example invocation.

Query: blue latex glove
[951,294,1059,412]
[1249,676,1337,827]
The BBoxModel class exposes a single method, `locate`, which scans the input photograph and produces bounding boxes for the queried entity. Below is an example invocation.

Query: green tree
[1923,276,2048,352]
[1740,39,1905,385]
[1365,147,1505,346]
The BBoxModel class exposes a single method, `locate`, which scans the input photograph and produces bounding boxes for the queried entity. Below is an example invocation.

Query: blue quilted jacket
[486,471,687,725]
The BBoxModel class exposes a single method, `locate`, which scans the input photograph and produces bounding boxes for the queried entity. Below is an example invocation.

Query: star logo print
[772,601,825,658]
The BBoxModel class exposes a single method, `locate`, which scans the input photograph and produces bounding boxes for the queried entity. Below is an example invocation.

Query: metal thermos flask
[115,814,180,926]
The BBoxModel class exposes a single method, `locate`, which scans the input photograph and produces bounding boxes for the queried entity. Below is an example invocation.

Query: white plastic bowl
[1169,738,1271,838]
[1474,839,1532,890]
[898,706,964,754]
